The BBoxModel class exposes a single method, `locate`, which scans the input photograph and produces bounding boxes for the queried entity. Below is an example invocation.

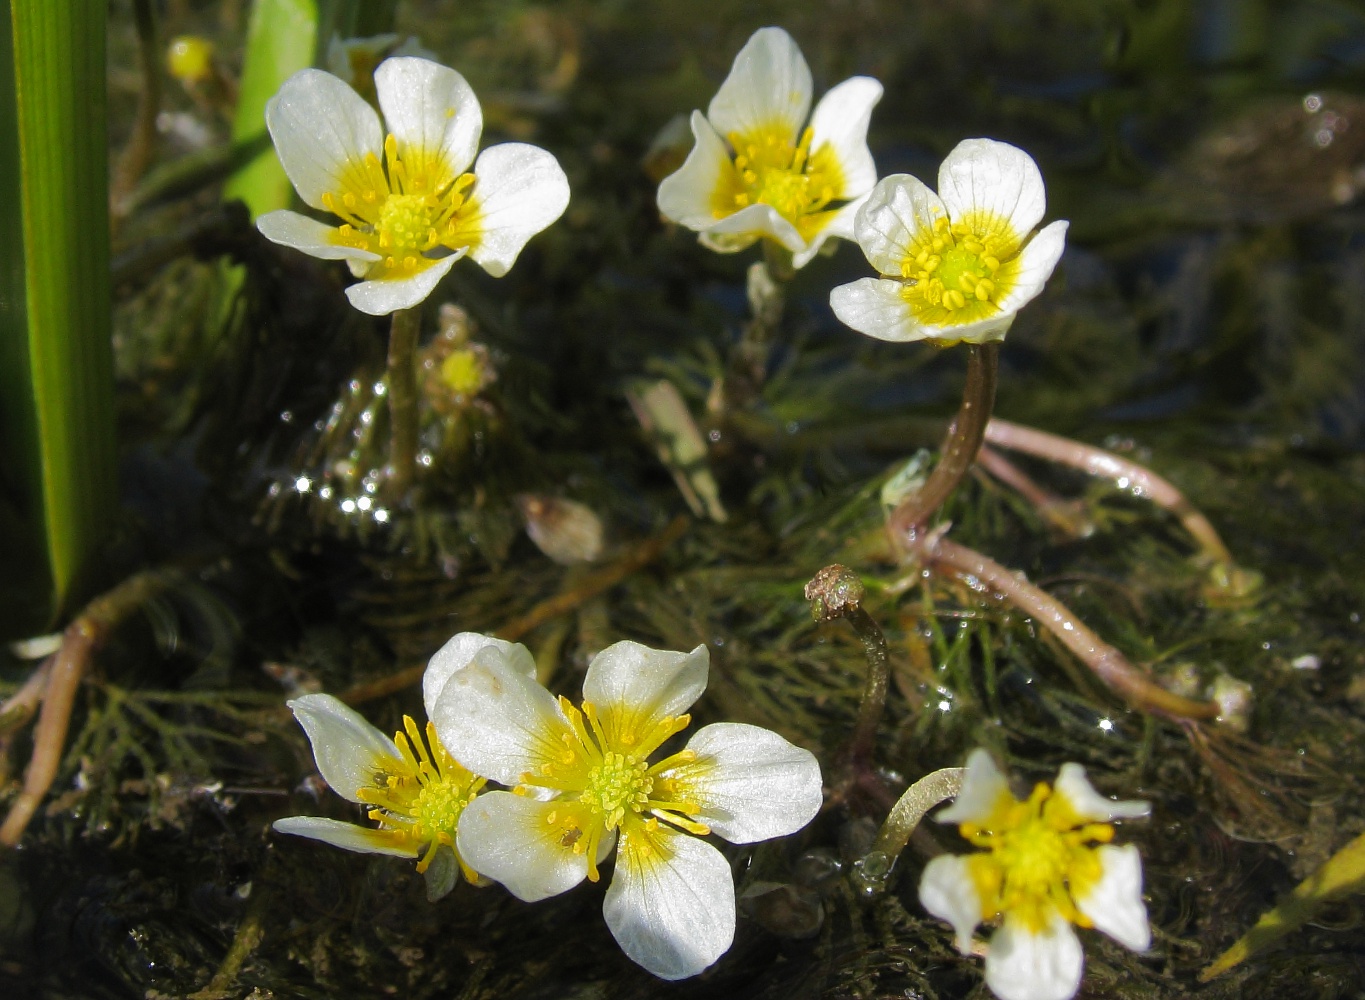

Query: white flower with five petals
[831,139,1068,346]
[918,749,1151,1000]
[257,57,569,316]
[273,634,536,891]
[657,27,882,269]
[431,637,824,980]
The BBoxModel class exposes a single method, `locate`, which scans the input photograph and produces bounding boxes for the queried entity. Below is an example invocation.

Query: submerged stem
[889,343,999,549]
[983,418,1235,565]
[922,535,1220,721]
[386,306,421,500]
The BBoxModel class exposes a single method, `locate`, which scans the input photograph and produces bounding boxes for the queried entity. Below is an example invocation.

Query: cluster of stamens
[354,716,484,873]
[724,126,840,229]
[520,697,711,881]
[321,133,477,279]
[959,783,1114,932]
[899,214,1016,322]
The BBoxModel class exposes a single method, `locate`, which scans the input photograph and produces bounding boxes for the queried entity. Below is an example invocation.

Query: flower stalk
[888,342,999,548]
[385,305,421,500]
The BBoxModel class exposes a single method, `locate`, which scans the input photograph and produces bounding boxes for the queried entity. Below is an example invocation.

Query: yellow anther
[976,279,995,300]
[944,289,967,310]
[983,256,1000,272]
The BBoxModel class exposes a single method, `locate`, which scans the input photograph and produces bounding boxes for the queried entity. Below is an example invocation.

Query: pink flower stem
[983,418,1234,565]
[918,534,1221,721]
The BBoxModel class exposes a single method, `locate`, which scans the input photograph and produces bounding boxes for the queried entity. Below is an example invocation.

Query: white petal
[430,644,569,786]
[343,253,460,315]
[706,27,811,145]
[461,143,570,277]
[265,68,383,211]
[937,748,1013,825]
[921,311,1017,346]
[287,694,402,802]
[984,913,1085,1000]
[1052,762,1149,822]
[918,854,984,953]
[423,633,538,721]
[455,791,589,901]
[657,111,737,230]
[663,723,822,843]
[807,76,883,199]
[993,220,1069,315]
[604,824,736,980]
[273,815,417,858]
[697,228,761,255]
[256,210,380,262]
[854,173,947,276]
[829,277,922,343]
[937,138,1047,243]
[583,641,709,721]
[374,57,482,186]
[698,202,804,253]
[1075,844,1150,951]
[790,193,867,269]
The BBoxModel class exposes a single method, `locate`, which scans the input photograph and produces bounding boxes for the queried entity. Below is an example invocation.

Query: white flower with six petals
[657,27,882,269]
[918,749,1151,1000]
[257,57,570,316]
[430,637,824,980]
[831,138,1068,346]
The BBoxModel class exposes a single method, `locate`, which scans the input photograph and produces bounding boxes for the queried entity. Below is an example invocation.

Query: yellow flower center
[960,782,1113,934]
[324,133,479,282]
[898,212,1022,329]
[520,697,712,882]
[715,124,845,239]
[355,716,485,874]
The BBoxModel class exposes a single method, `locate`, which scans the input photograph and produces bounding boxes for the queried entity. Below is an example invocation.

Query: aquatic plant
[919,749,1151,1000]
[830,140,1068,346]
[657,26,882,272]
[433,635,824,979]
[273,633,534,895]
[257,56,568,315]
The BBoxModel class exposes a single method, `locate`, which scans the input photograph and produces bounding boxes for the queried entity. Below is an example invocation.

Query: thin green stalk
[386,306,421,500]
[0,0,116,637]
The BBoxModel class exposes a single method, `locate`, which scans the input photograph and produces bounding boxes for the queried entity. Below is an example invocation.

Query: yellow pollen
[895,209,1022,328]
[322,134,479,281]
[353,718,484,874]
[712,123,846,235]
[961,782,1115,934]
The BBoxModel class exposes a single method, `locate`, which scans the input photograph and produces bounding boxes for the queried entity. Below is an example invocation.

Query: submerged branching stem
[921,535,1220,721]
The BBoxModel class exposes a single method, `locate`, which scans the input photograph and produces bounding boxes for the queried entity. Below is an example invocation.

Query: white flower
[273,634,535,887]
[656,27,882,269]
[830,139,1069,346]
[256,57,570,316]
[432,637,824,980]
[918,749,1151,1000]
